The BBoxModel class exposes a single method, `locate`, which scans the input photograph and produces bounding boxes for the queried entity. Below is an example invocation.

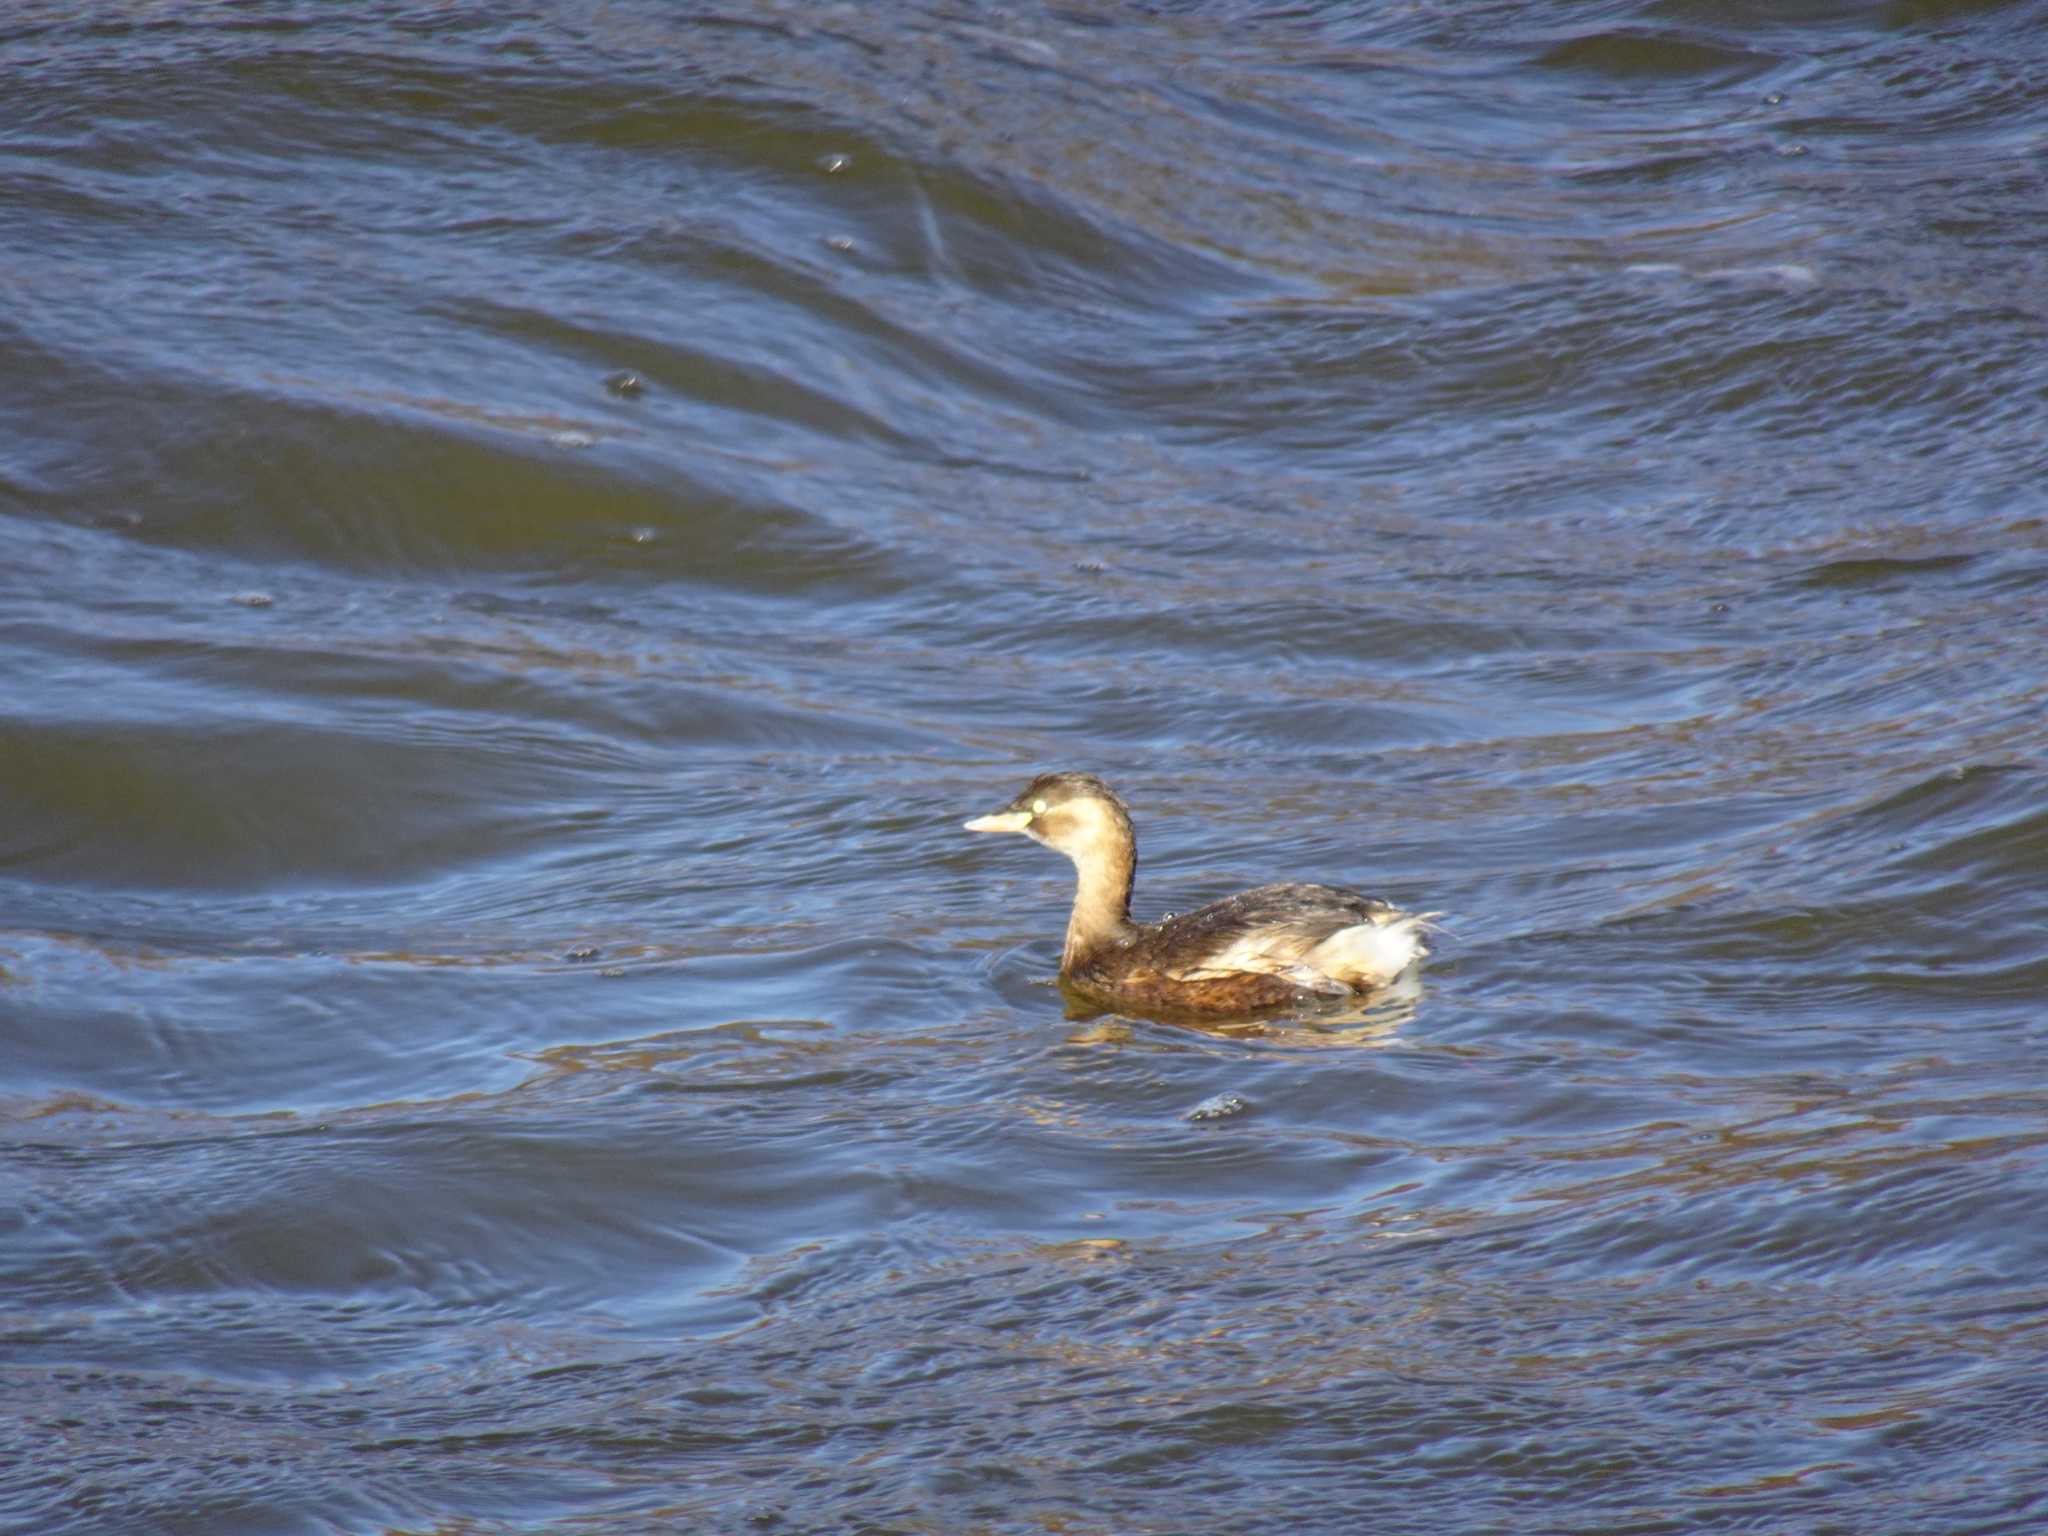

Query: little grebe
[964,771,1435,1016]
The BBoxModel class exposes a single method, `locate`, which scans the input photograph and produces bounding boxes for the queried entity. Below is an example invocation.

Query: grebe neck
[1061,840,1136,971]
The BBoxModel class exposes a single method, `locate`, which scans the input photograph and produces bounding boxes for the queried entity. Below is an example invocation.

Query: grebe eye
[1031,798,1048,814]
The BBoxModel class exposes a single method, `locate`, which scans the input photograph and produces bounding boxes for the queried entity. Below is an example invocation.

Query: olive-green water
[5,4,2047,1532]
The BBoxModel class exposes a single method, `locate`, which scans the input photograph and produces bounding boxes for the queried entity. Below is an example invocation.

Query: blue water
[4,3,2047,1532]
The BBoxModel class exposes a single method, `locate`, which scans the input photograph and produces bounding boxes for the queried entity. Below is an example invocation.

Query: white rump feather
[1303,913,1439,989]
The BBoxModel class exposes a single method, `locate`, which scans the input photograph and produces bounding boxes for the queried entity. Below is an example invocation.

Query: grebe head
[963,771,1135,866]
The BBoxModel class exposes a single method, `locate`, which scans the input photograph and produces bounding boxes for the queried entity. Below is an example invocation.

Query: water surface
[4,3,2047,1532]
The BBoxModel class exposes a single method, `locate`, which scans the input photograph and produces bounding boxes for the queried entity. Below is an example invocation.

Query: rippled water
[6,3,2048,1532]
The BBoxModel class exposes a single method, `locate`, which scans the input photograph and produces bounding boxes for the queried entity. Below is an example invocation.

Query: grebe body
[965,772,1433,1017]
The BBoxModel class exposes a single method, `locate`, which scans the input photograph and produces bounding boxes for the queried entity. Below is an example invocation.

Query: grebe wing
[1131,883,1396,982]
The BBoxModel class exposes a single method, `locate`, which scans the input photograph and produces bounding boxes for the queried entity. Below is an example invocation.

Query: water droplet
[1186,1092,1251,1122]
